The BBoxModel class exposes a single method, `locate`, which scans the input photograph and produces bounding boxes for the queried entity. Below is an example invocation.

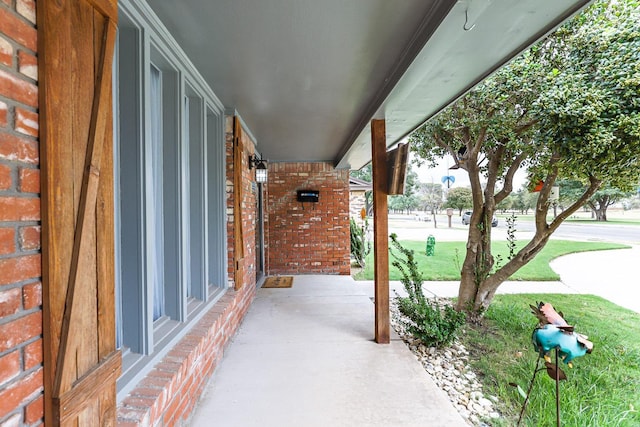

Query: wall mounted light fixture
[249,153,268,183]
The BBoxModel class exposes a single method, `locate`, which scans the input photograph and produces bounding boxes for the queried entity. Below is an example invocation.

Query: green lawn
[562,219,640,226]
[354,240,630,281]
[497,214,640,226]
[460,294,640,426]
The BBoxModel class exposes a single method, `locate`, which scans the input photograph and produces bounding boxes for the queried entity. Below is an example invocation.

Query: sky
[411,153,528,190]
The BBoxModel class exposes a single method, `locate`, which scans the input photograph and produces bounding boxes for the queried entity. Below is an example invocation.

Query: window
[206,107,227,291]
[149,64,165,322]
[185,85,205,304]
[114,1,227,398]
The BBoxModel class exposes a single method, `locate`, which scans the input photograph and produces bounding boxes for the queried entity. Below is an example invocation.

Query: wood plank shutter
[39,0,120,425]
[233,117,245,290]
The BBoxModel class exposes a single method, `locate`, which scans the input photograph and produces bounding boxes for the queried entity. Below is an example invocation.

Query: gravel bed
[390,299,503,426]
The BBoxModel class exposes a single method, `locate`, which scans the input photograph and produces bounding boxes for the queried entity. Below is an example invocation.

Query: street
[389,213,640,245]
[513,219,640,245]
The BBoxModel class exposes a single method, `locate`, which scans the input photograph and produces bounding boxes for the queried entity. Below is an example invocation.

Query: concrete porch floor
[190,275,467,426]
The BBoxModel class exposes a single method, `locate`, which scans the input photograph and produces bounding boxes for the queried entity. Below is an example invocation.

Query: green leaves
[390,234,466,347]
[410,0,640,191]
[444,187,473,214]
[536,0,640,189]
[509,382,528,400]
[350,218,370,268]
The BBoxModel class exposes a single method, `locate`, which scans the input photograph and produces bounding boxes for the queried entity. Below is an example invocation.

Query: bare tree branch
[514,119,538,135]
[479,173,602,301]
[467,154,485,209]
[485,143,505,198]
[472,126,488,155]
[433,132,460,167]
[548,174,601,232]
[495,153,526,204]
[533,152,562,232]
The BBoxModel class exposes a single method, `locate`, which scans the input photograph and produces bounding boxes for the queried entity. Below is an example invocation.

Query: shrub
[350,217,370,268]
[390,233,466,347]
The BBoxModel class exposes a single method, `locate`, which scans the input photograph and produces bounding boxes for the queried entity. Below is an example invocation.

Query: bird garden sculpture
[515,301,594,426]
[530,301,593,368]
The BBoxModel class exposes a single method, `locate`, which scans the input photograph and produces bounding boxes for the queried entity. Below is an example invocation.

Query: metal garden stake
[515,301,594,427]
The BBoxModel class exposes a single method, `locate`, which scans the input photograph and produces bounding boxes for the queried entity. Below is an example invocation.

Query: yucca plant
[390,233,466,347]
[350,217,370,268]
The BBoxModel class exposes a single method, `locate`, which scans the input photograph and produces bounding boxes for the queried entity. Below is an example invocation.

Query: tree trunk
[593,200,608,221]
[457,234,548,314]
[456,211,498,315]
[456,174,602,316]
[589,196,611,221]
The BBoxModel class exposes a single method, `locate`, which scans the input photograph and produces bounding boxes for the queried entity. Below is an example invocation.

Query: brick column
[266,162,350,275]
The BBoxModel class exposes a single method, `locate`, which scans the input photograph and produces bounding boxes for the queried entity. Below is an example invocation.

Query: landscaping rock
[390,299,502,427]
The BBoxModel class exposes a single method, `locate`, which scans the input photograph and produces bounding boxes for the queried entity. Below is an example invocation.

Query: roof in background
[349,177,373,192]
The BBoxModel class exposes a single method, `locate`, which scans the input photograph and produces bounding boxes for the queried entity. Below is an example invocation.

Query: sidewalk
[190,247,638,426]
[190,275,467,427]
[550,245,640,313]
[355,280,575,300]
[357,246,640,314]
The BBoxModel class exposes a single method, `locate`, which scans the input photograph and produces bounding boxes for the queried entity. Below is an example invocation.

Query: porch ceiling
[146,0,592,169]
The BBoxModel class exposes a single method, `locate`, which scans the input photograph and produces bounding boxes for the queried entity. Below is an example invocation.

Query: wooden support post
[371,119,390,344]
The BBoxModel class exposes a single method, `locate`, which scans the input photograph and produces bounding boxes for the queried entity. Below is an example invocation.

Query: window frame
[114,0,228,400]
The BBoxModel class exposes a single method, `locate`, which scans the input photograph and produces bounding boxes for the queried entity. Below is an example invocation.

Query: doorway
[256,182,266,284]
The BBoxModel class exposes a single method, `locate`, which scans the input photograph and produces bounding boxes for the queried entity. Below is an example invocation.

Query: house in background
[0,0,592,425]
[349,176,373,225]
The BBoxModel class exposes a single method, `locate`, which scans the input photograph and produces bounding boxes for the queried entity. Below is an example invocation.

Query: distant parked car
[461,211,498,227]
[414,213,431,221]
[461,211,472,225]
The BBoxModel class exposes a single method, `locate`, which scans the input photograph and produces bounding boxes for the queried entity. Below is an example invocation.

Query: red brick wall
[0,0,43,425]
[2,1,261,423]
[266,162,350,275]
[116,286,255,427]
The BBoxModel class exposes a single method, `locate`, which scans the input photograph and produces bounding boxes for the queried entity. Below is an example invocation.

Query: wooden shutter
[233,117,245,290]
[39,0,120,425]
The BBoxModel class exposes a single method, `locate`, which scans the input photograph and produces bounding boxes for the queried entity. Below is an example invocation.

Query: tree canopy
[388,167,420,213]
[351,164,372,183]
[409,0,640,314]
[443,187,473,215]
[417,182,443,213]
[533,0,640,190]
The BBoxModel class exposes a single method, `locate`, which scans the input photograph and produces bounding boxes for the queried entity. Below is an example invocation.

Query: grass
[562,219,640,226]
[460,294,640,426]
[354,240,629,281]
[497,214,640,226]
